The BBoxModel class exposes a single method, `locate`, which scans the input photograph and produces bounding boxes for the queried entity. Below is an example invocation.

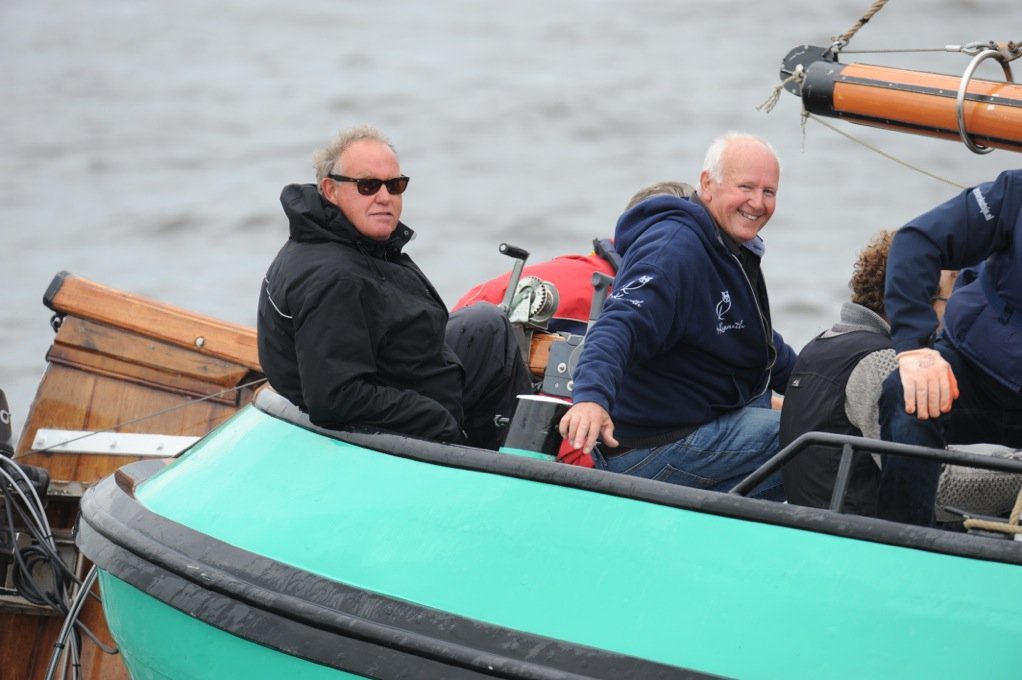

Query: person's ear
[320,177,339,206]
[698,170,712,200]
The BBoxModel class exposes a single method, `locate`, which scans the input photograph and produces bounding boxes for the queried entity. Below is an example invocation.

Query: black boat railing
[730,432,1022,513]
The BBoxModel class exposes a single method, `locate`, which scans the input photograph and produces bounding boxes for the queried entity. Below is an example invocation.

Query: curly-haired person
[778,230,956,515]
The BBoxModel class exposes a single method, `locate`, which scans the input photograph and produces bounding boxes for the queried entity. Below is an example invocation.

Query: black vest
[779,329,892,515]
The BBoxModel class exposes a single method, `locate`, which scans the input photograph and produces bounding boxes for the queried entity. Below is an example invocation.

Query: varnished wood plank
[15,365,97,463]
[45,272,260,371]
[48,344,243,405]
[0,613,57,680]
[22,378,223,483]
[4,275,266,680]
[528,332,562,378]
[55,317,251,387]
[0,584,127,680]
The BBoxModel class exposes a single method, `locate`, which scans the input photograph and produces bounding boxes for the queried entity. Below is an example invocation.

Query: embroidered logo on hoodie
[972,187,995,221]
[610,275,653,308]
[715,290,745,334]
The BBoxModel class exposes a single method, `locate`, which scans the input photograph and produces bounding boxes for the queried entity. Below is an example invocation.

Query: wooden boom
[781,45,1022,153]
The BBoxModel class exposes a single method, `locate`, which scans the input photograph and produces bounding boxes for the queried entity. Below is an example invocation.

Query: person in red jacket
[452,181,696,466]
[452,181,695,335]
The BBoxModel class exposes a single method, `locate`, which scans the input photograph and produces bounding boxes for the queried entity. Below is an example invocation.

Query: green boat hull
[98,572,359,679]
[78,393,1022,679]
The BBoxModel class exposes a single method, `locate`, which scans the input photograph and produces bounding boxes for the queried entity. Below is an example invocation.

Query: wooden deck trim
[44,272,260,371]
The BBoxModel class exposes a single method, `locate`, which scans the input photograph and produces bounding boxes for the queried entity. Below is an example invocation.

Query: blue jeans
[879,338,1022,526]
[592,407,784,500]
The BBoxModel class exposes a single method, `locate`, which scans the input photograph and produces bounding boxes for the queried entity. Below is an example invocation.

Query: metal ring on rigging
[955,48,1015,154]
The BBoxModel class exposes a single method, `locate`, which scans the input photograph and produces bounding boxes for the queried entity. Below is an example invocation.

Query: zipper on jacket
[725,248,776,398]
[356,242,387,281]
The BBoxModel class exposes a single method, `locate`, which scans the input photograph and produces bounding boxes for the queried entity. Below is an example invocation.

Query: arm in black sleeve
[294,277,463,441]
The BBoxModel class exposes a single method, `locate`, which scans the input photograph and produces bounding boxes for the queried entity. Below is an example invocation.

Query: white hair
[701,132,780,183]
[312,125,397,182]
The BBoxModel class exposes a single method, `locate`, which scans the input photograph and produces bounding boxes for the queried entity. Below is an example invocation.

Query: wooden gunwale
[3,272,265,680]
[44,271,260,371]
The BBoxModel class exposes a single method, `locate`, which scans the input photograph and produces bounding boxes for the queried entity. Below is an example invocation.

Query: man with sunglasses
[258,125,531,448]
[559,132,796,498]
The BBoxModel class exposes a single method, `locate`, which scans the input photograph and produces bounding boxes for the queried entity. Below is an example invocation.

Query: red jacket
[453,253,616,335]
[454,250,618,467]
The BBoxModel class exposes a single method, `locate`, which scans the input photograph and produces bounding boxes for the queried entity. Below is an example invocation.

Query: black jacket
[257,183,464,440]
[779,327,891,515]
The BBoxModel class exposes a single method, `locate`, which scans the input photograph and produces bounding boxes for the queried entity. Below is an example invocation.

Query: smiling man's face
[321,140,403,241]
[699,138,779,243]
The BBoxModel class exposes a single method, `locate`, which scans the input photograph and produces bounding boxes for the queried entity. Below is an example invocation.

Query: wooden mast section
[780,44,1022,153]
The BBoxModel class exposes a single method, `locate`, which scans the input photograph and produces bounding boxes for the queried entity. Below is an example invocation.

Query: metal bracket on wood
[31,429,199,457]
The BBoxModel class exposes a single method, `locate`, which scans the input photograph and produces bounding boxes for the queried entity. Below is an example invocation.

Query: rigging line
[26,376,268,455]
[802,113,968,190]
[756,67,804,114]
[836,47,960,54]
[839,42,1022,57]
[831,0,890,51]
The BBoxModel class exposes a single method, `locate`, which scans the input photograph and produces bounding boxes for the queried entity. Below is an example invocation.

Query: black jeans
[878,338,1022,526]
[446,303,534,450]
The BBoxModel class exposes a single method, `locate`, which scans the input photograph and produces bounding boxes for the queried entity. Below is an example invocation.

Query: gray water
[2,0,1020,440]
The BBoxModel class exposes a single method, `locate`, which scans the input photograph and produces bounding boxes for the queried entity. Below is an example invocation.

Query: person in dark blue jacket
[878,169,1022,525]
[558,132,796,498]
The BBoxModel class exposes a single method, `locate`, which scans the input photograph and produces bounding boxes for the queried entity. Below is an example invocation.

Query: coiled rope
[963,487,1022,536]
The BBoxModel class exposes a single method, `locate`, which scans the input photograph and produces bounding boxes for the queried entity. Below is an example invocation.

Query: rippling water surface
[1,0,1019,437]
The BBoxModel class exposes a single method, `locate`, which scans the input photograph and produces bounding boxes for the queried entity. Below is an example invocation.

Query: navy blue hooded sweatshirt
[886,168,1022,392]
[571,195,796,442]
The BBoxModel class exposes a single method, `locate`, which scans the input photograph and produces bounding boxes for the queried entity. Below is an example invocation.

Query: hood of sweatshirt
[615,194,765,260]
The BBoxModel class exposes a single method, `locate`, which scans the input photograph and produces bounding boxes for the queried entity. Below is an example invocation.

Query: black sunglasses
[327,174,410,196]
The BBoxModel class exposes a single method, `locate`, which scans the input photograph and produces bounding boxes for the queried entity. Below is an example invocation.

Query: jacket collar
[280,183,414,255]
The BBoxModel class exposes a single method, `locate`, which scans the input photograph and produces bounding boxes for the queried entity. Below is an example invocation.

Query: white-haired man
[559,132,796,497]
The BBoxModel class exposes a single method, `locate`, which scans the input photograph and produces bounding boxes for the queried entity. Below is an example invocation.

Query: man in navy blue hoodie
[878,169,1022,526]
[559,132,796,497]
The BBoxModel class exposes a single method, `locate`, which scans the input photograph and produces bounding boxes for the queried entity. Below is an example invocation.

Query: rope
[802,114,968,190]
[756,66,805,114]
[962,485,1022,536]
[838,47,963,55]
[754,73,968,190]
[24,377,268,455]
[840,41,1022,59]
[831,0,890,51]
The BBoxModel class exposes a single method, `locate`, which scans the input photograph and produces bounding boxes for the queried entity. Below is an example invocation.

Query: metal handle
[587,272,615,329]
[497,243,530,313]
[955,48,1015,154]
